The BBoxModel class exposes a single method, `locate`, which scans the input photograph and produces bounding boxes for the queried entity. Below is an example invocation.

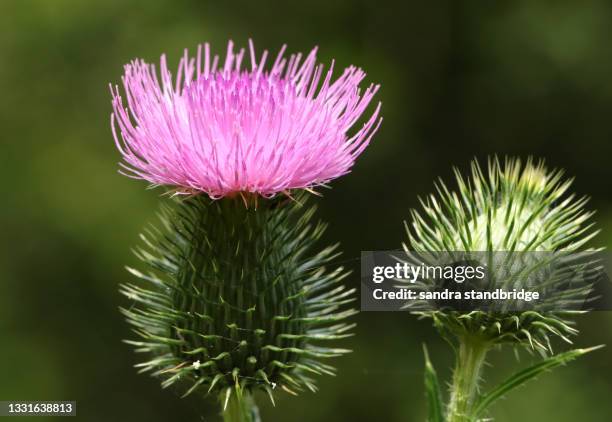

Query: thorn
[580,344,605,354]
[160,362,187,374]
[304,187,323,197]
[223,387,231,411]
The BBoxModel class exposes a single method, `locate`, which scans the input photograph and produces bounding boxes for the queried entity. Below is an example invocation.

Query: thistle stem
[222,390,261,422]
[447,338,489,422]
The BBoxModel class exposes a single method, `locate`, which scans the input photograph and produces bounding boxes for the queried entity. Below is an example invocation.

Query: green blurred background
[2,1,612,421]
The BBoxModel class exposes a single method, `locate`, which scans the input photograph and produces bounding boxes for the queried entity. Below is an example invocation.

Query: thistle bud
[405,157,599,352]
[408,158,602,422]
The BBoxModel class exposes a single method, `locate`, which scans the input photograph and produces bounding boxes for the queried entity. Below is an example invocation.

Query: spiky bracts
[404,157,598,353]
[406,157,596,253]
[121,194,355,408]
[407,157,603,422]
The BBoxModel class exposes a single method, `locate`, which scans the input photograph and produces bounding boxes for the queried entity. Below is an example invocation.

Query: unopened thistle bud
[405,157,601,422]
[406,157,598,351]
[110,40,381,421]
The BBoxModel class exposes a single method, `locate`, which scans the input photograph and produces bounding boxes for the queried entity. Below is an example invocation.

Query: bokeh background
[2,1,612,421]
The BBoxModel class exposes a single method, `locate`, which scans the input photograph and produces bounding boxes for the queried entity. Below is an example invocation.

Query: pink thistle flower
[111,40,382,198]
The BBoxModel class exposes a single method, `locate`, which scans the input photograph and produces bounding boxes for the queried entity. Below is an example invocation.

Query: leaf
[423,344,445,422]
[473,345,604,418]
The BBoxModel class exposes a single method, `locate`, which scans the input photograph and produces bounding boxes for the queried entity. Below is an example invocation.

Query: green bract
[405,157,598,353]
[120,194,355,410]
[405,157,603,422]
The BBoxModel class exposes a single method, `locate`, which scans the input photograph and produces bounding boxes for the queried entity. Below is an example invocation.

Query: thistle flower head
[111,40,381,198]
[405,157,599,353]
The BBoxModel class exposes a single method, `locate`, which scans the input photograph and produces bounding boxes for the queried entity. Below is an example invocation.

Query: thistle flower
[111,40,381,198]
[404,157,602,422]
[111,41,378,422]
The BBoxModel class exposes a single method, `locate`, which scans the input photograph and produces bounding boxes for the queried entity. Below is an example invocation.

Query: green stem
[447,338,489,422]
[221,389,261,422]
